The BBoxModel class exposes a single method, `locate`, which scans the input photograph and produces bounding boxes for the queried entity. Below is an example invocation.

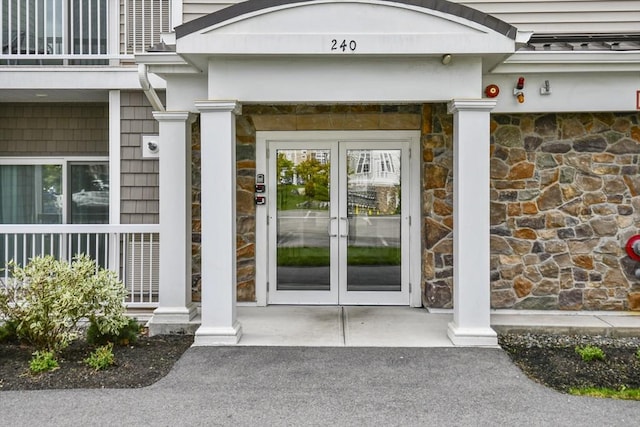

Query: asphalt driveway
[1,346,637,426]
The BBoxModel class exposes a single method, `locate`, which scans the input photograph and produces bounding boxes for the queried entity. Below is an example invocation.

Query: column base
[447,322,498,347]
[147,304,198,336]
[193,321,243,346]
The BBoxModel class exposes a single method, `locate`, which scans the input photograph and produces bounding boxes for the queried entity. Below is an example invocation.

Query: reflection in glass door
[275,147,332,293]
[345,149,401,292]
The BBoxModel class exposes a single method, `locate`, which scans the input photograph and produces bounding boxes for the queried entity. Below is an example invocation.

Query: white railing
[0,224,160,308]
[0,0,171,64]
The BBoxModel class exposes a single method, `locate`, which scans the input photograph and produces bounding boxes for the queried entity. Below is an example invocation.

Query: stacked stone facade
[423,108,640,311]
[191,104,640,311]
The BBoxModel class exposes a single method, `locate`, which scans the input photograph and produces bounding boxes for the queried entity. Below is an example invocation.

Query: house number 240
[331,39,357,52]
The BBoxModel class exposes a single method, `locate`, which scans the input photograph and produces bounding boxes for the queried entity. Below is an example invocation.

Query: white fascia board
[136,52,203,76]
[0,67,166,90]
[485,72,640,113]
[492,51,640,73]
[179,34,516,56]
[207,56,482,102]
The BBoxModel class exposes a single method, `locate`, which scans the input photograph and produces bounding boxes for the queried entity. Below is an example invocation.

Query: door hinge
[409,148,412,158]
[267,215,270,226]
[409,282,412,293]
[267,281,270,291]
[266,148,270,158]
[408,216,411,226]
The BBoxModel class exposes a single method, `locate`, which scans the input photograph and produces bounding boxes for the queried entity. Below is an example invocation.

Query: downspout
[138,64,166,112]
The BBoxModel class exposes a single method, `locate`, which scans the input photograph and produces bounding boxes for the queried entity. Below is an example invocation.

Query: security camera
[147,141,159,153]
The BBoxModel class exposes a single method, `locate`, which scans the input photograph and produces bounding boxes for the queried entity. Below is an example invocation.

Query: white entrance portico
[138,0,530,346]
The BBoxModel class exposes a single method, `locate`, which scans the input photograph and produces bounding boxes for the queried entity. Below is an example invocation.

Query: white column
[148,111,197,332]
[446,99,497,346]
[107,90,121,273]
[193,100,243,345]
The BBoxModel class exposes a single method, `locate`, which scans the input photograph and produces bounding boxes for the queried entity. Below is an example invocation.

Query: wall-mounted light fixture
[540,80,552,95]
[142,135,160,158]
[441,54,452,65]
[513,77,525,103]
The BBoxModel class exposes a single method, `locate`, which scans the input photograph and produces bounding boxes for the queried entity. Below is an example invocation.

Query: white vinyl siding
[459,0,640,34]
[182,0,230,23]
[180,0,640,34]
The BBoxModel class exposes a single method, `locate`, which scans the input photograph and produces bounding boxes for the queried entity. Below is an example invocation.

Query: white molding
[193,322,243,345]
[447,99,497,113]
[108,90,121,225]
[256,130,420,307]
[194,100,242,114]
[171,0,183,28]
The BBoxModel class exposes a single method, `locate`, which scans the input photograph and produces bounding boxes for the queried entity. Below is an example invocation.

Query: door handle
[327,216,337,237]
[340,216,349,237]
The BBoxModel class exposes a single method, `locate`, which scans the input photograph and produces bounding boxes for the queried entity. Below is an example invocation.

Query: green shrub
[575,345,606,362]
[87,318,141,346]
[29,350,59,374]
[0,254,129,353]
[636,348,640,361]
[0,320,18,343]
[84,343,115,371]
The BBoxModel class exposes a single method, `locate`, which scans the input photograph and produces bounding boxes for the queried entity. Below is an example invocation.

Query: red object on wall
[516,77,525,90]
[485,84,500,98]
[626,235,640,261]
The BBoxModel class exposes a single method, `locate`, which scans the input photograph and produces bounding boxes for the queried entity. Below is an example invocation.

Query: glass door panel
[275,148,332,292]
[345,149,401,292]
[266,132,412,306]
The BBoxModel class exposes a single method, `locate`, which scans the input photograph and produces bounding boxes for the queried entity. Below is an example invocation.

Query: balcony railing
[0,224,161,308]
[0,0,171,65]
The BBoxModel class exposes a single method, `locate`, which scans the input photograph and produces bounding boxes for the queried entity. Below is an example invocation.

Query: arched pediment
[175,0,522,56]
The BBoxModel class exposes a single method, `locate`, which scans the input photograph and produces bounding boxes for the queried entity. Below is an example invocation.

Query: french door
[265,131,416,305]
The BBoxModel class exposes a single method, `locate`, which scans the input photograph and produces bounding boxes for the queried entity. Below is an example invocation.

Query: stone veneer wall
[191,104,423,302]
[422,109,640,311]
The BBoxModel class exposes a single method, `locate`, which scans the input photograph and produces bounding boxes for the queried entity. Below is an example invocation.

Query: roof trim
[175,0,518,40]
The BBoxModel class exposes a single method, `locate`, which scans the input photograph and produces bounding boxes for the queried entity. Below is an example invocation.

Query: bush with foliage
[87,317,141,346]
[0,254,129,353]
[0,319,18,343]
[575,345,606,362]
[84,343,116,371]
[29,350,59,374]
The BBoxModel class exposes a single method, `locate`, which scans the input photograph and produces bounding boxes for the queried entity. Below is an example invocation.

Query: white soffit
[176,0,519,55]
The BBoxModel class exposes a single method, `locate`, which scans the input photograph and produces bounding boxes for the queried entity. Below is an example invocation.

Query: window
[0,159,109,224]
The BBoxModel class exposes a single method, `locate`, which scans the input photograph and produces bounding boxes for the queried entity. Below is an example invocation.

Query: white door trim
[256,130,421,307]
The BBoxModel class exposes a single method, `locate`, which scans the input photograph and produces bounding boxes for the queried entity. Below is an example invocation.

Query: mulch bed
[3,332,640,393]
[0,334,193,390]
[499,333,640,393]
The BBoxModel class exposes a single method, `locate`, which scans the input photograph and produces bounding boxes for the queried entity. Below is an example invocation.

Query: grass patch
[277,185,308,210]
[569,387,640,400]
[277,246,400,266]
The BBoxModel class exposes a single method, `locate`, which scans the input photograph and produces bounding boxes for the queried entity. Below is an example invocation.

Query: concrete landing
[233,306,640,347]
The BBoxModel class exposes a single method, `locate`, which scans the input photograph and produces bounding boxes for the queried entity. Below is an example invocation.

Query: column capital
[195,100,242,115]
[152,111,196,123]
[447,99,496,114]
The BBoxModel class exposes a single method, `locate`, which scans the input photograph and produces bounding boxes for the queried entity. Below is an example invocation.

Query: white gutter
[138,64,165,112]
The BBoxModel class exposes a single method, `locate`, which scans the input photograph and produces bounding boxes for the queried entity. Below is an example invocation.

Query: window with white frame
[0,158,109,224]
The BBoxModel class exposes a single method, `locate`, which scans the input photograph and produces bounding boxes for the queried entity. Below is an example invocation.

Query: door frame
[256,130,422,307]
